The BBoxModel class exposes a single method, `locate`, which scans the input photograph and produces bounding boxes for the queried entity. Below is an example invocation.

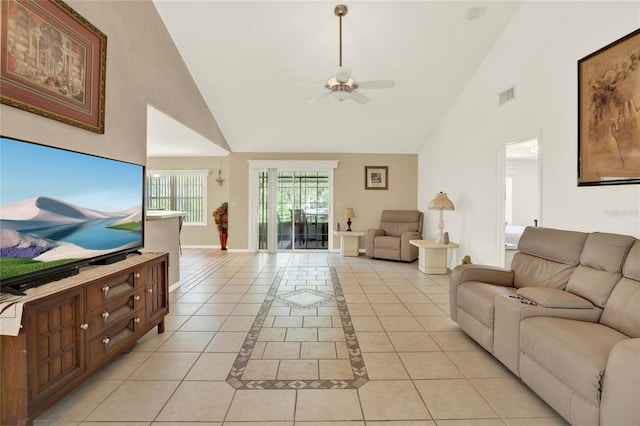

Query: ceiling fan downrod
[334,4,348,67]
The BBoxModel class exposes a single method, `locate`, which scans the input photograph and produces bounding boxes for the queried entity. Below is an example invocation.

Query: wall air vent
[499,86,515,106]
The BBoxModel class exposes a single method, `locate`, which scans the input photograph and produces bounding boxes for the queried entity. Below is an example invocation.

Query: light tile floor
[35,249,568,425]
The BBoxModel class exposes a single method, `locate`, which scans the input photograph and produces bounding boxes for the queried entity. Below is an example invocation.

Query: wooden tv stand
[0,252,169,426]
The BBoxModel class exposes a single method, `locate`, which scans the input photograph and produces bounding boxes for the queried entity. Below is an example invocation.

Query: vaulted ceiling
[149,1,521,156]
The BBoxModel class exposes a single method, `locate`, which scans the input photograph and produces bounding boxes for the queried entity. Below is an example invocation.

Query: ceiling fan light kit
[307,4,395,104]
[333,86,351,101]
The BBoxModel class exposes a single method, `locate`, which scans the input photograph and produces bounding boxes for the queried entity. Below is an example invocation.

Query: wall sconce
[216,169,225,186]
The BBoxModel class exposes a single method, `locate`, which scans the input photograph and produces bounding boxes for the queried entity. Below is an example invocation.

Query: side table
[410,239,460,274]
[333,231,365,257]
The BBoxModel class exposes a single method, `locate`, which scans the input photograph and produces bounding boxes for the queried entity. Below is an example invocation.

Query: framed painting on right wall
[578,28,640,186]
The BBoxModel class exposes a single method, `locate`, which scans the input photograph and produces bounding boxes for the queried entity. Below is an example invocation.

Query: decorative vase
[219,232,228,250]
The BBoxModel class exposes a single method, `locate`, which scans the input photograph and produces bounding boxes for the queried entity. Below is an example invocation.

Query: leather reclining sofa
[449,226,639,426]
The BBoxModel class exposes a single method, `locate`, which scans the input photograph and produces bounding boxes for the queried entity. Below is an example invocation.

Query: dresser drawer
[87,311,146,367]
[87,290,145,338]
[86,268,144,311]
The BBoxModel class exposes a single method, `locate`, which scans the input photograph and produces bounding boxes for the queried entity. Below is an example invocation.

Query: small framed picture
[365,166,388,190]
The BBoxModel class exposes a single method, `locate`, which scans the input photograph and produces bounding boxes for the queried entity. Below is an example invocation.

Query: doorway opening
[502,136,541,266]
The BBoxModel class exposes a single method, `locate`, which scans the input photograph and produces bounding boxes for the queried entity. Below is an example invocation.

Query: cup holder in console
[507,294,537,306]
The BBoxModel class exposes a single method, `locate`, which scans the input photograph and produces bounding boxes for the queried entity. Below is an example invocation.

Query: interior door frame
[248,160,339,253]
[498,131,543,266]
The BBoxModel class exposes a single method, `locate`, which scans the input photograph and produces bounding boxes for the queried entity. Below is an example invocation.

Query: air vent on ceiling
[499,86,515,106]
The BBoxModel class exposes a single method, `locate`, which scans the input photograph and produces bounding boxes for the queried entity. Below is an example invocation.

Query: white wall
[419,1,640,266]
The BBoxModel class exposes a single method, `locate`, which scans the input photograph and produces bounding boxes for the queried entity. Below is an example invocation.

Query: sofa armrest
[601,338,640,426]
[449,264,514,322]
[451,264,515,287]
[400,231,422,261]
[365,229,384,257]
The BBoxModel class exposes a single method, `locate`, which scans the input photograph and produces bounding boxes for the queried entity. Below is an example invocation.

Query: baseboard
[169,280,182,292]
[181,245,342,254]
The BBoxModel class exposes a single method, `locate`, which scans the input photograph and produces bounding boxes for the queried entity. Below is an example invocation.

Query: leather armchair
[365,210,423,261]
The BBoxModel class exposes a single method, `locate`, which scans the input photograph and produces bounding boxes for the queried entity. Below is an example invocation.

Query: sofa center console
[493,291,602,376]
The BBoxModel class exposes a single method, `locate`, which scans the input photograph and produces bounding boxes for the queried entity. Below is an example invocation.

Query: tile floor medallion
[226,266,369,389]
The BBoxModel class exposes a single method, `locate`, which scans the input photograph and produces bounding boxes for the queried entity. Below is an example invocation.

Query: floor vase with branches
[213,202,228,250]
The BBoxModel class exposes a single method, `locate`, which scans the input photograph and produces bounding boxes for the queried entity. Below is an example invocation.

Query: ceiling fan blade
[350,90,370,104]
[356,80,395,89]
[336,66,352,83]
[307,91,332,104]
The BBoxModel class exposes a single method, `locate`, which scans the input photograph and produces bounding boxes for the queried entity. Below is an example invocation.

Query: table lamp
[344,208,355,231]
[428,192,454,244]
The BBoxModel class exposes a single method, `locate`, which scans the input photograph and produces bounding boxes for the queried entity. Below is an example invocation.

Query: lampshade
[428,192,455,211]
[428,192,454,244]
[344,208,355,218]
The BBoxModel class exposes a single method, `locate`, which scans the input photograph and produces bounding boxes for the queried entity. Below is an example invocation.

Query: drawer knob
[102,337,110,345]
[134,295,140,301]
[135,317,141,323]
[102,311,110,319]
[102,285,110,293]
[80,323,89,330]
[147,288,153,294]
[135,273,141,279]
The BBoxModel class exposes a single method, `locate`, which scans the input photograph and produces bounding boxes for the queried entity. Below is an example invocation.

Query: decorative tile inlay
[275,288,335,309]
[226,266,368,389]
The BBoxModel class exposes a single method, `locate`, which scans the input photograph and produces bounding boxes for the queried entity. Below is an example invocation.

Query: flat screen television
[0,136,145,294]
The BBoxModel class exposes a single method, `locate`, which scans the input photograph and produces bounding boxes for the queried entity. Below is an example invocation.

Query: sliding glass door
[257,170,330,252]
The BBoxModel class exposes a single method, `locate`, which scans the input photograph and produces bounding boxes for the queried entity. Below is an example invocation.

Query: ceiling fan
[308,4,395,104]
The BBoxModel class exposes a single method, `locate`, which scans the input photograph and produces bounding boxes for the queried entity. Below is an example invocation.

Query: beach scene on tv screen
[0,137,143,281]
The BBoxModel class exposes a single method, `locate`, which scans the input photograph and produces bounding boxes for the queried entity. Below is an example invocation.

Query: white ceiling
[150,1,521,156]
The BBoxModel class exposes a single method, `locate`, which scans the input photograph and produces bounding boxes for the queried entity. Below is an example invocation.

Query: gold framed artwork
[365,166,388,190]
[1,0,107,133]
[578,28,640,186]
